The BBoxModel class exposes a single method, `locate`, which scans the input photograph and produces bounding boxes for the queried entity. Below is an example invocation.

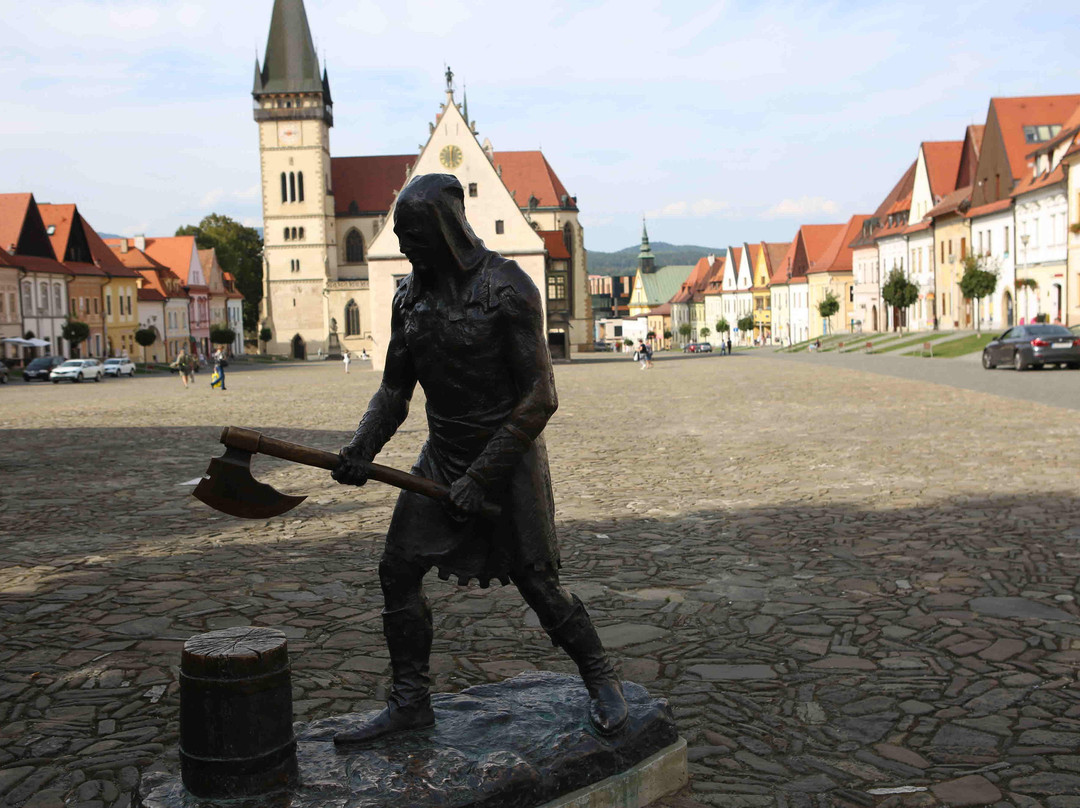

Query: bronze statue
[331,173,627,745]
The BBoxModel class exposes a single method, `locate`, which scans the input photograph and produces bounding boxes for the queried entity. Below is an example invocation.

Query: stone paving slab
[3,357,1080,807]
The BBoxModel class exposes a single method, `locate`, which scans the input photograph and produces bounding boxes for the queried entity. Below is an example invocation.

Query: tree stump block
[179,626,297,798]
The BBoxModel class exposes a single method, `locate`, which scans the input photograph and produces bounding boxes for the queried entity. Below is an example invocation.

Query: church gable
[367,93,543,260]
[737,244,754,290]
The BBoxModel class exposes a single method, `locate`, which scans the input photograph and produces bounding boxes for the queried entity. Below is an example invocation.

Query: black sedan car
[982,324,1080,371]
[22,355,68,382]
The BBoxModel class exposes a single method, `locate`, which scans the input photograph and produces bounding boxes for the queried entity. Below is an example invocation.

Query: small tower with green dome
[638,218,656,274]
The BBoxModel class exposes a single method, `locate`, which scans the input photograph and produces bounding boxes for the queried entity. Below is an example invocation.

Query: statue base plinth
[135,671,684,808]
[326,332,342,360]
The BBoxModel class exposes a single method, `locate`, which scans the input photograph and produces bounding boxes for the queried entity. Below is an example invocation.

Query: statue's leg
[512,567,628,735]
[334,554,435,746]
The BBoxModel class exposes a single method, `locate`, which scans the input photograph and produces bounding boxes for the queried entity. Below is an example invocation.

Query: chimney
[120,241,129,254]
[134,234,146,251]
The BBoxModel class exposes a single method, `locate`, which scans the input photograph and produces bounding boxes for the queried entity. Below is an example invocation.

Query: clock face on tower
[439,144,463,169]
[278,123,300,146]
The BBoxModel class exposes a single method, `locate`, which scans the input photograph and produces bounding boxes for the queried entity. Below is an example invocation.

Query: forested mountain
[586,242,726,275]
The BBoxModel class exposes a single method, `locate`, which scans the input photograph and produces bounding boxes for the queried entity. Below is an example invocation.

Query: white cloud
[646,198,730,219]
[765,197,840,220]
[200,189,225,207]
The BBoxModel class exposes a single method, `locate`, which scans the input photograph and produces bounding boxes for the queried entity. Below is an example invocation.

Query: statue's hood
[394,173,490,275]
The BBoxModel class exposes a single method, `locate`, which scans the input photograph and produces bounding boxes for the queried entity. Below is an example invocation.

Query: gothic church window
[298,172,305,202]
[298,227,304,240]
[289,172,296,202]
[345,229,364,263]
[345,299,360,336]
[283,228,290,241]
[281,173,287,203]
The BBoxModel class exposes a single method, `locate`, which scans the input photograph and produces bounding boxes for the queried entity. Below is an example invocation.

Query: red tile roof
[966,198,1013,219]
[922,141,964,199]
[647,302,671,316]
[11,253,69,275]
[811,215,870,274]
[0,193,33,253]
[142,237,199,285]
[704,255,726,295]
[538,230,570,260]
[1011,163,1065,197]
[696,256,724,302]
[330,150,575,217]
[927,185,973,219]
[850,161,917,249]
[991,94,1080,181]
[769,237,798,285]
[672,256,712,304]
[801,224,844,271]
[37,203,76,260]
[760,242,789,285]
[83,223,136,277]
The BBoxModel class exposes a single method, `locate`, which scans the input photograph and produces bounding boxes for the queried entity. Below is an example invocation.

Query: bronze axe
[193,426,501,520]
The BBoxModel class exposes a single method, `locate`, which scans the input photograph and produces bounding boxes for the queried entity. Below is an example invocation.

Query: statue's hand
[447,475,486,522]
[332,444,372,487]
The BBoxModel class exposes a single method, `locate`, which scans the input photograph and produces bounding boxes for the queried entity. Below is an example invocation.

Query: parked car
[103,357,136,377]
[22,355,67,382]
[50,359,105,383]
[683,343,699,353]
[982,324,1080,371]
[697,342,713,353]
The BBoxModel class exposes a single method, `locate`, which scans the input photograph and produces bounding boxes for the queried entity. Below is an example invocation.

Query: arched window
[345,229,364,263]
[280,173,287,203]
[291,227,298,240]
[562,222,573,252]
[298,227,304,240]
[297,172,305,202]
[345,299,360,336]
[289,172,296,202]
[283,227,290,241]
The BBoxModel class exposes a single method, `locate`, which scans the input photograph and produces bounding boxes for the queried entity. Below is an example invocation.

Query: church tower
[253,0,338,359]
[638,219,656,274]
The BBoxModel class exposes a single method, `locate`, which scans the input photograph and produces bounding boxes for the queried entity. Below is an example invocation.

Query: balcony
[253,106,333,126]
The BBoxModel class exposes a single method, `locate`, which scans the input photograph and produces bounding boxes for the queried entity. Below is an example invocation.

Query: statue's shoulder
[393,273,417,310]
[485,257,540,310]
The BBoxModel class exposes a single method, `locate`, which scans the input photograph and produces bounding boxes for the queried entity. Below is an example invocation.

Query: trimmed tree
[716,318,730,335]
[881,268,919,332]
[959,255,999,334]
[737,314,755,341]
[699,327,711,340]
[134,328,157,365]
[259,326,272,354]
[817,290,840,335]
[678,323,693,343]
[62,320,90,357]
[210,324,237,349]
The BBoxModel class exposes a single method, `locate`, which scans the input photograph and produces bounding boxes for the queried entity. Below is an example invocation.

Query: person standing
[173,348,194,389]
[726,336,733,356]
[210,347,227,391]
[343,351,351,374]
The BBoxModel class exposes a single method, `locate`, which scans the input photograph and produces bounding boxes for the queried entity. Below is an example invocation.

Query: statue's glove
[446,473,488,522]
[332,441,375,487]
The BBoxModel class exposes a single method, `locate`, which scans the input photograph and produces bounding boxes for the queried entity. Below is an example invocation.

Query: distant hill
[587,242,726,275]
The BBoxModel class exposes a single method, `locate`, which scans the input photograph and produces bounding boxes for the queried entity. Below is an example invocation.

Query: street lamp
[1020,233,1030,323]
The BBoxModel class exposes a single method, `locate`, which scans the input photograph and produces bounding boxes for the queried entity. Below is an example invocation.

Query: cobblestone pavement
[3,356,1080,808]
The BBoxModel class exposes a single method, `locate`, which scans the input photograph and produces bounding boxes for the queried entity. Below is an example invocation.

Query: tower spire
[638,217,656,273]
[254,0,325,97]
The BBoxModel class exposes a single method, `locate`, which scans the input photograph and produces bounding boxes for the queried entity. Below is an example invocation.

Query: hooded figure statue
[332,173,627,744]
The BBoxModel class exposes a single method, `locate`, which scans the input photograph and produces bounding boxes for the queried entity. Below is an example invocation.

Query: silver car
[982,324,1080,371]
[50,359,105,383]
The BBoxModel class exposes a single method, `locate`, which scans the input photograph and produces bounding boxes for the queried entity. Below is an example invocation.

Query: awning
[1,337,51,347]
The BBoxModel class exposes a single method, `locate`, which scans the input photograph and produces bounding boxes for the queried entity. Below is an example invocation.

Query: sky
[3,1,1080,253]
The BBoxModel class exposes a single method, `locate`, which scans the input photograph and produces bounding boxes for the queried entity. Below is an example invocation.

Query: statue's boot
[547,596,628,735]
[334,599,435,746]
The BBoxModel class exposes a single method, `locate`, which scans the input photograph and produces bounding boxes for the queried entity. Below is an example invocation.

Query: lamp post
[1020,233,1030,323]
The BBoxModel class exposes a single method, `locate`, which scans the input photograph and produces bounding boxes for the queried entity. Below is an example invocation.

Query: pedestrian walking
[343,351,351,374]
[637,341,650,370]
[726,337,732,355]
[173,348,194,389]
[210,347,227,391]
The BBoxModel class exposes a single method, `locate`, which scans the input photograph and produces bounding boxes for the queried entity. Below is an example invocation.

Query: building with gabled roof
[670,255,712,346]
[199,249,245,355]
[808,215,870,338]
[0,193,72,360]
[787,224,844,343]
[111,241,191,361]
[1056,106,1080,325]
[769,236,798,346]
[253,0,592,367]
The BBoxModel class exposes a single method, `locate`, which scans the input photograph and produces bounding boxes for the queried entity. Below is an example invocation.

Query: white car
[50,359,104,383]
[103,357,136,377]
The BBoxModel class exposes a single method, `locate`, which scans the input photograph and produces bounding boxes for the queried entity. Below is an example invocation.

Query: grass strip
[904,334,995,358]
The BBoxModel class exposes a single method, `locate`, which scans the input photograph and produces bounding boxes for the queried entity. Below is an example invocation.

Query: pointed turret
[638,218,656,273]
[254,0,326,97]
[252,58,264,94]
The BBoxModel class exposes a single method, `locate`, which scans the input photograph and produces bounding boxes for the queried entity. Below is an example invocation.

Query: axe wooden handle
[220,427,502,519]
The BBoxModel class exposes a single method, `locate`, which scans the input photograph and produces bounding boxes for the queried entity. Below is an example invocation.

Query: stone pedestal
[326,332,342,360]
[135,671,684,808]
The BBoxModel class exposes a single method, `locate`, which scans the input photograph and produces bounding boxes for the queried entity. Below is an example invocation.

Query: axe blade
[193,446,307,519]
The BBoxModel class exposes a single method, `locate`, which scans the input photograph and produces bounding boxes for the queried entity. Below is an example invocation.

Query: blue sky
[3,0,1079,252]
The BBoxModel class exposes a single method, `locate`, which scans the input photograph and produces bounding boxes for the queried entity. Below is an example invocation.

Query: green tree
[716,318,730,335]
[817,290,840,335]
[737,314,755,336]
[62,320,90,357]
[699,326,711,340]
[662,329,672,340]
[881,268,919,332]
[678,323,693,343]
[259,325,272,354]
[176,214,263,333]
[134,328,157,365]
[210,324,237,347]
[959,255,999,334]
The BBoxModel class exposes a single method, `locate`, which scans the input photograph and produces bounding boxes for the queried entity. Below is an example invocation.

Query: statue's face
[395,207,443,270]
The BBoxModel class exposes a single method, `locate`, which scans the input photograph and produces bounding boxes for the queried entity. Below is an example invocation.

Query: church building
[253,0,592,370]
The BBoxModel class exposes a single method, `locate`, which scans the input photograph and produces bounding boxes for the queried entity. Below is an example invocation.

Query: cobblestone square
[3,354,1080,807]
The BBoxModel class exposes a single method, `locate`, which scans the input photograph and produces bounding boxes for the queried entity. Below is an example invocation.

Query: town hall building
[253,0,592,370]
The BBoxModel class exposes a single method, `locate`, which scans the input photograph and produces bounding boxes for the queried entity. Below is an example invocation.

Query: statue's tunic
[385,256,560,587]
